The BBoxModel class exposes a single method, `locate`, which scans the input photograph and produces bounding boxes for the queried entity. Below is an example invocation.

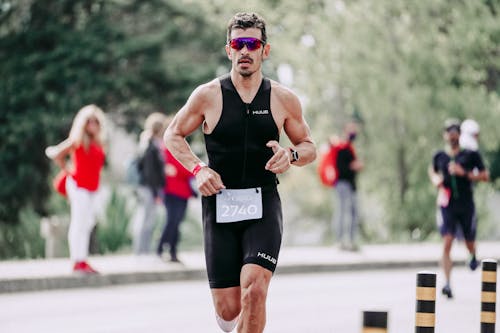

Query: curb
[0,259,456,294]
[0,269,207,294]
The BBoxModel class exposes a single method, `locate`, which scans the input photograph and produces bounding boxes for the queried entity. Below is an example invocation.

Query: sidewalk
[1,241,499,294]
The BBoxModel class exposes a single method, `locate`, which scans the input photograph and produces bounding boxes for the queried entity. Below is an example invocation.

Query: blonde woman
[45,104,106,274]
[132,112,166,255]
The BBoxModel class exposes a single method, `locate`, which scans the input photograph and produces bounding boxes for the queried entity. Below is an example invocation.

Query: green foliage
[0,206,45,259]
[96,187,131,254]
[1,0,499,244]
[0,0,224,224]
[331,0,499,238]
[246,0,500,240]
[488,143,500,189]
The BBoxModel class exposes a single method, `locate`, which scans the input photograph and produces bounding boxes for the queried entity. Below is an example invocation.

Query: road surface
[0,266,492,332]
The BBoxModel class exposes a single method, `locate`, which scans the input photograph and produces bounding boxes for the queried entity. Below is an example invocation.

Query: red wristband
[192,162,207,176]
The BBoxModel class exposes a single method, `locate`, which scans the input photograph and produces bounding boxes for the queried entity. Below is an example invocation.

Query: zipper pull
[246,103,250,116]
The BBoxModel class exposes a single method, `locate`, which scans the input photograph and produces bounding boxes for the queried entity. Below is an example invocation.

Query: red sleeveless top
[71,142,105,191]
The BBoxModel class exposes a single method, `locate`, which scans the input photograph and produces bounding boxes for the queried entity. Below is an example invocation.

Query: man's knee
[241,281,267,308]
[442,235,454,253]
[212,289,241,320]
[240,268,271,307]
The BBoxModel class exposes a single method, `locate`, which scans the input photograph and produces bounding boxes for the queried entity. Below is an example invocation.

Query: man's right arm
[428,154,443,187]
[163,80,225,196]
[163,84,208,172]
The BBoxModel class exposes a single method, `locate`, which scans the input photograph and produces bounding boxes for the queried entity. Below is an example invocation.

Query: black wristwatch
[289,148,299,163]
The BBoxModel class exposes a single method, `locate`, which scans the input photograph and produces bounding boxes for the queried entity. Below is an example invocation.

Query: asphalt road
[0,266,493,332]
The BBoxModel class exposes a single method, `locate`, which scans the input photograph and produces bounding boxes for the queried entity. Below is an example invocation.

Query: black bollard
[362,311,388,332]
[415,271,436,333]
[481,259,497,333]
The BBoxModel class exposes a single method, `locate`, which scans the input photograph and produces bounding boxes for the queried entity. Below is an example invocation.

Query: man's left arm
[468,151,490,182]
[265,88,316,174]
[281,89,316,166]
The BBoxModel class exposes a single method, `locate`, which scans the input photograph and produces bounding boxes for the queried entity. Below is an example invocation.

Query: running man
[428,119,489,299]
[163,12,316,333]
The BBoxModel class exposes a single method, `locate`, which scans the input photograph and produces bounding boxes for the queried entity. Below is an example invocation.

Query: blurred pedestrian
[163,12,316,333]
[157,117,197,262]
[428,118,489,298]
[45,104,106,274]
[332,122,363,251]
[132,112,167,255]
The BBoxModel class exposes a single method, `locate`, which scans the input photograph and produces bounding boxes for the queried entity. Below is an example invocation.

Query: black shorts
[438,201,477,241]
[202,186,283,289]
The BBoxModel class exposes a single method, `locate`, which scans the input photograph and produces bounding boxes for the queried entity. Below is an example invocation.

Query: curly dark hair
[227,12,267,44]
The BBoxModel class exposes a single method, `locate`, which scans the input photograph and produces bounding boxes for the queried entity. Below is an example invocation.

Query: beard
[236,55,258,77]
[237,68,254,77]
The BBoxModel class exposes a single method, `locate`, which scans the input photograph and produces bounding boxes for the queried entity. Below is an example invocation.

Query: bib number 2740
[216,188,263,223]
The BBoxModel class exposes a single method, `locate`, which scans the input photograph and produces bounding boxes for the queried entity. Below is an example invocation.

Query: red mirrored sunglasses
[228,37,265,51]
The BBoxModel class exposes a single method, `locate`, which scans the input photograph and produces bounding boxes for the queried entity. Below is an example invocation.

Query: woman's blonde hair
[144,112,166,137]
[139,112,166,150]
[69,104,106,148]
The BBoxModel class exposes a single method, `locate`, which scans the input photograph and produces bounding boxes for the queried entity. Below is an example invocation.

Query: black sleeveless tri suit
[202,75,283,288]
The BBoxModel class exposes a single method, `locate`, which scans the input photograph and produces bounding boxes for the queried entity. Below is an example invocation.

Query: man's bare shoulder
[191,78,221,103]
[270,79,301,112]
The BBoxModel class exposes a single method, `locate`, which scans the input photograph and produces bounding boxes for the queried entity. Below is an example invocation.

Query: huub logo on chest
[252,109,269,115]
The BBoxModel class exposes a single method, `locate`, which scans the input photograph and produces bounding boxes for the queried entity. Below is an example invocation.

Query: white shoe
[216,313,239,332]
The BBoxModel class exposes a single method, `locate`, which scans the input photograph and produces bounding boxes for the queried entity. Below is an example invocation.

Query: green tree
[274,0,500,238]
[0,0,224,224]
[203,0,500,240]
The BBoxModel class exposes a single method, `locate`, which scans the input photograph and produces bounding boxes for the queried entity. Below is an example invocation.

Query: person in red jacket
[157,118,197,262]
[45,104,106,274]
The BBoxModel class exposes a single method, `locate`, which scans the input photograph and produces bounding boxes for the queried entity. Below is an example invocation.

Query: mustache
[238,56,253,63]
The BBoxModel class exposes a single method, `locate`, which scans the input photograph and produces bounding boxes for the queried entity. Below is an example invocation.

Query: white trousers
[66,176,98,262]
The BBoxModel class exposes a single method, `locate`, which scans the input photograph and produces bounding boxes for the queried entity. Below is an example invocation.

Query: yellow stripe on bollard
[482,271,497,283]
[416,287,436,301]
[481,291,497,303]
[415,313,436,327]
[481,312,496,324]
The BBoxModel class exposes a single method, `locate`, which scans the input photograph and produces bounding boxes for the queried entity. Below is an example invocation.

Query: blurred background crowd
[1,0,499,260]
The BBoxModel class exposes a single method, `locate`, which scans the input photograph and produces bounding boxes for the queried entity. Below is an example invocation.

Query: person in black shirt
[132,113,166,255]
[428,119,489,298]
[163,12,316,333]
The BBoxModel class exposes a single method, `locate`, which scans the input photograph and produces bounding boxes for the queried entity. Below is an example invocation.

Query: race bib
[216,188,263,223]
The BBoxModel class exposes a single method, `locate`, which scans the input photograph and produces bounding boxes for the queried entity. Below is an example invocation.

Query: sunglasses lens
[230,38,262,51]
[230,39,243,50]
[246,39,261,50]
